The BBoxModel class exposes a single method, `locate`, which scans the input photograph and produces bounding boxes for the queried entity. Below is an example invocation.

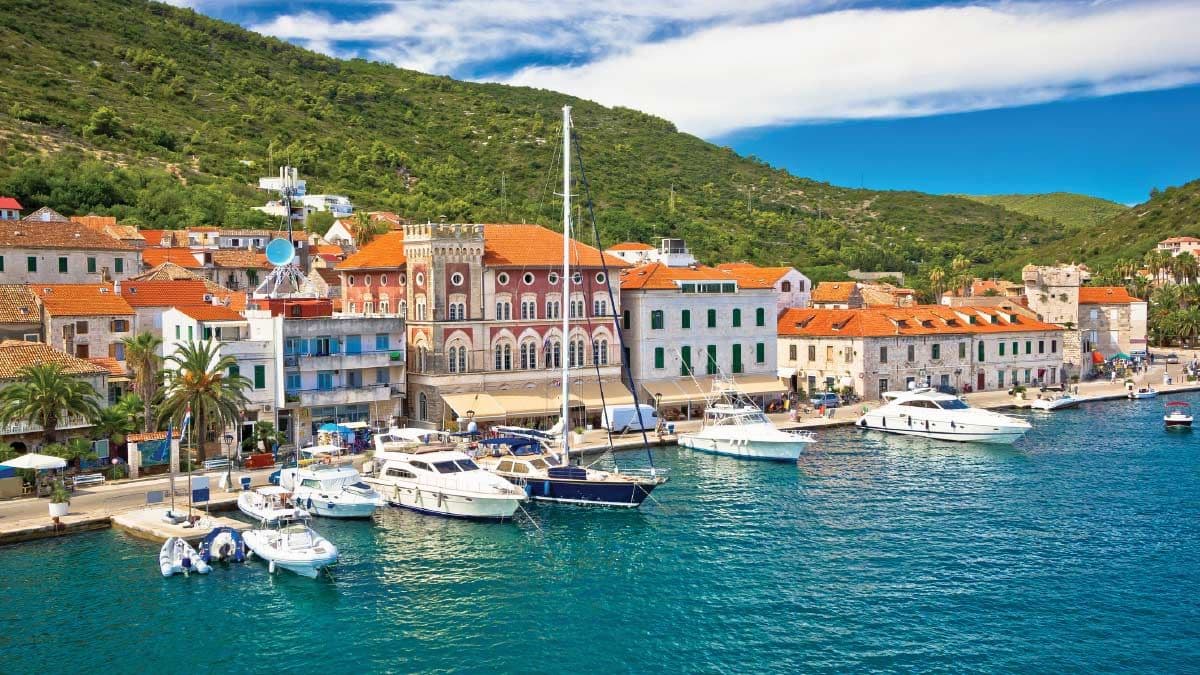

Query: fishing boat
[237,485,309,524]
[678,377,815,461]
[364,444,527,520]
[243,514,338,578]
[856,388,1032,444]
[1164,401,1193,428]
[278,464,383,519]
[199,527,247,564]
[473,436,666,507]
[1129,386,1158,400]
[1029,392,1085,411]
[159,537,210,577]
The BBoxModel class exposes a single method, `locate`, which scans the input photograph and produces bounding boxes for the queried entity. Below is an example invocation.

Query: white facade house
[619,241,783,414]
[717,263,811,313]
[301,194,354,218]
[0,209,141,284]
[324,219,356,247]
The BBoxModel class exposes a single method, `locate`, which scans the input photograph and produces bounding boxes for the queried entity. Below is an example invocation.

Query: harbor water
[3,395,1200,672]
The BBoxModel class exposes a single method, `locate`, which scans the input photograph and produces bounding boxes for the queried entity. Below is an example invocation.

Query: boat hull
[678,434,809,461]
[293,494,378,519]
[512,476,663,507]
[368,480,522,520]
[1030,398,1082,411]
[1165,417,1193,428]
[243,532,338,578]
[856,416,1029,444]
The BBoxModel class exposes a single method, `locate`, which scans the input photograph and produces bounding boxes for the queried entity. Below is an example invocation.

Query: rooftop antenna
[256,165,310,299]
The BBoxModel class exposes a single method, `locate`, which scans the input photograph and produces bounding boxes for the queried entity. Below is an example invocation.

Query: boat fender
[543,480,551,497]
[306,497,314,511]
[950,421,956,429]
[858,419,866,428]
[268,561,276,574]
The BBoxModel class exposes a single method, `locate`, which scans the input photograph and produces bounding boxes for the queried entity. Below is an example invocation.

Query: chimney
[113,279,121,295]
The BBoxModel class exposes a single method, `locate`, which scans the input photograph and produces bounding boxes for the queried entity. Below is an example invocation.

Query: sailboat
[473,106,667,507]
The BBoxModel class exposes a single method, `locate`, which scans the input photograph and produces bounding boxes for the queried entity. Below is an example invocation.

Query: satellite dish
[265,238,295,266]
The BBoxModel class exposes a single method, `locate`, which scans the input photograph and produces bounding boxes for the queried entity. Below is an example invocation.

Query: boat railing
[609,466,670,481]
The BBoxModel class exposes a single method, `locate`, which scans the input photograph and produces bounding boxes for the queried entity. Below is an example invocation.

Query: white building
[619,240,783,415]
[1158,236,1200,258]
[0,197,21,221]
[0,209,141,284]
[716,263,811,313]
[301,194,354,219]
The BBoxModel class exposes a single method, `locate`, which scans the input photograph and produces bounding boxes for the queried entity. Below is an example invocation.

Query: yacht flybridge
[856,388,1032,444]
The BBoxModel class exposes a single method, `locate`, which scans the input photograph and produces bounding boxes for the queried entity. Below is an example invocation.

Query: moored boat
[364,440,527,520]
[1129,386,1158,400]
[1164,401,1193,429]
[678,378,815,461]
[1030,393,1084,411]
[243,515,338,578]
[278,464,383,519]
[237,485,309,524]
[856,388,1031,444]
[199,526,247,564]
[159,537,210,577]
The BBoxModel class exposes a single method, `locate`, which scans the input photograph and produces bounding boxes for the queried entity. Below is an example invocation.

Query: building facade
[1158,236,1200,258]
[33,284,135,362]
[716,263,812,313]
[811,281,863,309]
[0,340,109,451]
[0,209,141,284]
[778,306,1065,400]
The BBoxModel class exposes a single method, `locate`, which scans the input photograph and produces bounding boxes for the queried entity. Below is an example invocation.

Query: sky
[172,0,1200,205]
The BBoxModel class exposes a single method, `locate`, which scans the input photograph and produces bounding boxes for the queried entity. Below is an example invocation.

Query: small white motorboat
[1164,401,1193,429]
[278,464,383,519]
[237,486,310,524]
[1129,386,1158,400]
[1030,393,1084,411]
[243,515,338,578]
[159,537,211,577]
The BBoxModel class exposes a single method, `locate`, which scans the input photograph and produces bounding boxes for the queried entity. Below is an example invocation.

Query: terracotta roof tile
[174,304,245,321]
[1160,236,1200,244]
[120,280,212,307]
[0,285,40,323]
[129,262,229,295]
[338,231,406,269]
[86,356,127,378]
[33,284,135,317]
[210,250,270,269]
[812,281,857,303]
[778,306,1062,338]
[142,248,202,268]
[620,262,748,290]
[715,263,791,288]
[608,241,655,251]
[0,340,107,379]
[128,429,181,443]
[70,215,144,243]
[1079,286,1138,304]
[0,218,134,251]
[0,197,21,210]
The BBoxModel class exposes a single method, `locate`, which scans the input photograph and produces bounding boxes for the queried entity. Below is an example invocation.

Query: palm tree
[122,332,162,433]
[245,420,286,454]
[92,393,142,448]
[0,364,101,445]
[352,211,389,248]
[1176,252,1198,286]
[1152,284,1182,313]
[157,340,251,464]
[44,437,96,471]
[1129,276,1151,301]
[928,266,945,299]
[950,255,971,295]
[1175,308,1200,347]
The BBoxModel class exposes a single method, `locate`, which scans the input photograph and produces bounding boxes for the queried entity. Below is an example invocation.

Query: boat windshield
[432,459,480,473]
[935,399,970,410]
[528,458,549,470]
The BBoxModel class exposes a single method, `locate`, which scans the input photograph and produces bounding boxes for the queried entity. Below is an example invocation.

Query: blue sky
[178,0,1200,205]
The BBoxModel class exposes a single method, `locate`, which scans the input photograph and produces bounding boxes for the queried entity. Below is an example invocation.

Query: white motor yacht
[363,444,526,520]
[1164,401,1193,429]
[278,464,383,519]
[856,388,1031,444]
[243,515,338,578]
[678,378,815,461]
[237,485,310,524]
[1029,392,1084,411]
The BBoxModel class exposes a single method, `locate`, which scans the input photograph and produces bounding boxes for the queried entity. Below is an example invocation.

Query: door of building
[977,372,986,390]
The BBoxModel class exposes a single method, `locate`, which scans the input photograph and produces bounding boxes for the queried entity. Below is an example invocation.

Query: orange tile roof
[483,224,625,268]
[778,306,1062,338]
[1160,236,1200,244]
[142,248,202,268]
[620,262,748,290]
[128,429,181,443]
[210,250,270,269]
[0,340,108,379]
[608,241,655,251]
[86,356,127,378]
[1079,286,1138,304]
[314,244,344,257]
[812,281,857,303]
[0,218,134,250]
[222,291,248,312]
[338,230,406,269]
[0,284,40,323]
[121,280,212,307]
[174,304,245,321]
[33,284,134,317]
[139,230,167,246]
[715,263,791,288]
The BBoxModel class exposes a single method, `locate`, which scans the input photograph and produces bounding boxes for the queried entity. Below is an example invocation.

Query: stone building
[33,284,135,362]
[0,284,42,341]
[0,208,141,284]
[0,340,109,451]
[777,306,1065,400]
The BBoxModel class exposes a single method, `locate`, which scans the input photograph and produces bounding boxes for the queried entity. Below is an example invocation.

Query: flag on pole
[180,405,192,440]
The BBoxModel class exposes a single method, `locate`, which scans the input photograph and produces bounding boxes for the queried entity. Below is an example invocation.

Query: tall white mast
[561,105,572,463]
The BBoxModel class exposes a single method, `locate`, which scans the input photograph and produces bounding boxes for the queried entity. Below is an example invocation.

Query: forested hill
[0,0,1085,279]
[962,193,1128,230]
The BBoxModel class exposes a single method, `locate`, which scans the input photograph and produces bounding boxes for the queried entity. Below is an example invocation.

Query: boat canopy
[477,437,543,455]
[1166,401,1192,407]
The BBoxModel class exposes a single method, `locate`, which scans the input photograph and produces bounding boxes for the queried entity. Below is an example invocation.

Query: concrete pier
[111,505,249,544]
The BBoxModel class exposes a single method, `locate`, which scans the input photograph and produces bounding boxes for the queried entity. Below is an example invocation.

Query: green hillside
[962,192,1128,230]
[0,0,1083,280]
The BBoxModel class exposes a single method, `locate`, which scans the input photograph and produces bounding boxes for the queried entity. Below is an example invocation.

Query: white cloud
[504,1,1200,135]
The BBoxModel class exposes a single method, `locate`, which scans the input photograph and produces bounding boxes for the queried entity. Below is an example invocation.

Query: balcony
[291,383,394,407]
[2,414,92,437]
[292,349,404,371]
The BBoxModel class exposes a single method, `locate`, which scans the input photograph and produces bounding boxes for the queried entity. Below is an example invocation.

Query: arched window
[364,301,374,314]
[521,299,537,320]
[418,392,428,421]
[568,338,586,367]
[494,343,513,371]
[379,300,389,314]
[592,298,608,317]
[448,302,466,321]
[592,338,608,365]
[544,340,561,369]
[520,342,538,369]
[495,301,512,320]
[546,300,560,319]
[458,346,468,373]
[399,300,407,318]
[416,298,427,321]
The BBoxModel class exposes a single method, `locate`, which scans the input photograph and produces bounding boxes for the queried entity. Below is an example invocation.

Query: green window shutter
[254,365,265,389]
[651,310,664,330]
[1025,341,1032,354]
[680,346,692,376]
[114,258,123,274]
[87,257,96,274]
[203,326,212,340]
[187,326,193,339]
[229,364,240,378]
[654,347,664,369]
[732,308,741,327]
[58,257,68,273]
[932,344,940,359]
[27,256,36,272]
[732,344,743,373]
[622,310,630,330]
[0,256,5,271]
[175,325,180,339]
[681,309,690,329]
[999,342,1005,356]
[756,342,765,363]
[707,309,716,328]
[978,341,985,362]
[756,307,765,327]
[706,345,717,375]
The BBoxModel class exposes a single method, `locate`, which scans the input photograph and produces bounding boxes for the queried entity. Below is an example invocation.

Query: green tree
[122,332,162,433]
[157,340,250,463]
[91,393,143,446]
[928,266,945,299]
[0,364,101,445]
[83,106,121,138]
[351,210,389,247]
[245,420,286,454]
[44,438,97,471]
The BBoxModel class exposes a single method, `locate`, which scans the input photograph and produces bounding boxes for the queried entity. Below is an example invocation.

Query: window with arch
[494,342,513,371]
[450,272,464,287]
[379,300,390,314]
[364,301,374,314]
[495,300,512,320]
[592,337,609,365]
[543,340,561,369]
[399,300,407,318]
[570,299,585,318]
[416,298,427,321]
[568,338,586,367]
[418,392,428,421]
[448,345,469,373]
[593,298,609,317]
[497,272,510,285]
[546,299,561,319]
[523,272,535,285]
[520,341,538,369]
[520,298,537,320]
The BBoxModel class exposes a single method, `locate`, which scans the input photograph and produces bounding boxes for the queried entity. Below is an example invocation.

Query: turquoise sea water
[3,395,1200,673]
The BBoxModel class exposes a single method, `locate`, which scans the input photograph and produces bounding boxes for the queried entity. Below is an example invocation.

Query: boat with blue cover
[199,526,247,564]
[473,436,667,507]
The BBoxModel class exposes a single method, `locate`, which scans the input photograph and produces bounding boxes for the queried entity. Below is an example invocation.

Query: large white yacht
[364,438,527,520]
[278,463,383,519]
[856,388,1032,444]
[678,379,815,461]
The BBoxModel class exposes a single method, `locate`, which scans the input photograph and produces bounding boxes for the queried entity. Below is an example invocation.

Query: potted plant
[49,480,70,518]
[572,426,586,446]
[1009,384,1027,399]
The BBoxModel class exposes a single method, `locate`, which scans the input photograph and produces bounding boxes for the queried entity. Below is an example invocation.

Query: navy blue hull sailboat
[474,437,661,507]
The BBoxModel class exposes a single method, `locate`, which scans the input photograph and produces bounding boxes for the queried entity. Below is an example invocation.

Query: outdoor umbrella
[0,453,67,471]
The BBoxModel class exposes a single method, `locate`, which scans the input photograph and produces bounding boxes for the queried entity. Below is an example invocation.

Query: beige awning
[441,392,507,420]
[574,378,635,409]
[642,377,714,405]
[491,390,583,417]
[734,373,789,396]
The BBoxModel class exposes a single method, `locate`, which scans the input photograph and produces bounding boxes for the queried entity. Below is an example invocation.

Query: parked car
[809,392,840,409]
[935,384,960,395]
[1167,353,1181,364]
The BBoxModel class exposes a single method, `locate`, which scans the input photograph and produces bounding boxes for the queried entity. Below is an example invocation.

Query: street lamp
[223,433,234,489]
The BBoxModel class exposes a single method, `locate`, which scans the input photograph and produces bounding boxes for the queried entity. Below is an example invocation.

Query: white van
[600,404,659,433]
